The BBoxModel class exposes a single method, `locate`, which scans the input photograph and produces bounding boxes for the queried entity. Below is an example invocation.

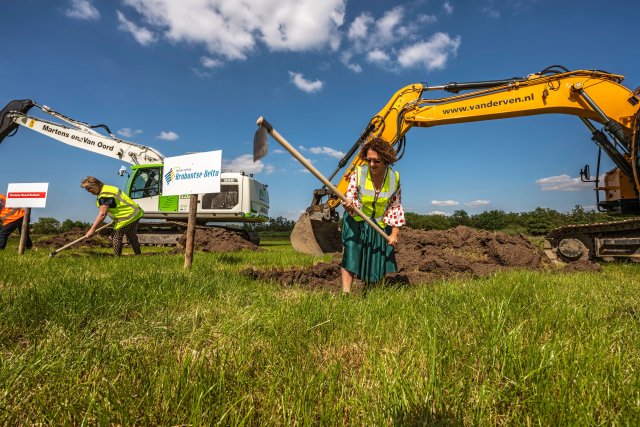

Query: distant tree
[450,210,471,227]
[32,217,60,234]
[523,207,563,235]
[60,219,90,233]
[243,216,295,232]
[471,210,508,231]
[406,212,451,230]
[268,216,295,232]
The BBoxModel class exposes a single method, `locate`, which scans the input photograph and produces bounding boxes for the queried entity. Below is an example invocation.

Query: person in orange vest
[0,193,32,250]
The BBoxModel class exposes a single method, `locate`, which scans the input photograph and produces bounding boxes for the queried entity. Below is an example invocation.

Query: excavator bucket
[290,212,343,256]
[0,99,34,143]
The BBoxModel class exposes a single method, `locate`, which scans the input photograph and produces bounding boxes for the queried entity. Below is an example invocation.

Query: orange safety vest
[0,194,25,225]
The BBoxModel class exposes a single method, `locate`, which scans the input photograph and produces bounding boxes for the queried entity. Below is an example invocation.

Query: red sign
[8,192,47,198]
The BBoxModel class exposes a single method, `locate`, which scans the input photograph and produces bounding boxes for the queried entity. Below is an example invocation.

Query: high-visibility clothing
[352,165,399,228]
[97,185,144,230]
[0,194,25,225]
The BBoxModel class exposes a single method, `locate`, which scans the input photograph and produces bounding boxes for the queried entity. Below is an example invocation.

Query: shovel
[49,223,112,257]
[253,116,391,247]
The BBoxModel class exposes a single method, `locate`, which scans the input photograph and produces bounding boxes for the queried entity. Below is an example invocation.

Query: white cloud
[273,149,285,154]
[157,131,179,141]
[429,210,448,216]
[342,6,460,73]
[366,50,391,64]
[117,128,143,138]
[117,10,157,46]
[347,13,373,41]
[535,174,592,192]
[465,200,491,207]
[443,1,454,14]
[397,32,461,71]
[201,56,223,69]
[119,0,345,60]
[432,200,459,206]
[376,6,404,43]
[418,14,438,24]
[309,146,345,159]
[65,0,100,20]
[483,7,501,18]
[289,71,323,93]
[223,154,273,174]
[340,51,362,73]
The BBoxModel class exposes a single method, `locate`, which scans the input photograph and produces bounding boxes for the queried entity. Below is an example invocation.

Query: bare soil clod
[244,226,601,291]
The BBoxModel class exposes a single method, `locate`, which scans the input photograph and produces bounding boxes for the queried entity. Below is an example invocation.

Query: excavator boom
[0,100,163,164]
[293,67,640,260]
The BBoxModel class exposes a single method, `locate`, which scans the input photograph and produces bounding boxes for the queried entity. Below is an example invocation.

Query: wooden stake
[18,208,31,255]
[184,194,198,269]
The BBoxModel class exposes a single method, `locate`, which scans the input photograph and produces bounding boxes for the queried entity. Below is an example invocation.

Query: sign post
[5,183,49,255]
[161,150,221,269]
[18,208,31,255]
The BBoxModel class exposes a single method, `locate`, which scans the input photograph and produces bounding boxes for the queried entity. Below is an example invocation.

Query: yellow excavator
[291,65,640,262]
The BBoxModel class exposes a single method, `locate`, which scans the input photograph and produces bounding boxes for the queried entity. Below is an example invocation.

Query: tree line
[31,206,627,236]
[406,205,622,235]
[29,216,297,235]
[30,217,92,234]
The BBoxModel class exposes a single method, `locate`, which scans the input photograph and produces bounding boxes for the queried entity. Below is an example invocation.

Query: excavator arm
[0,100,164,165]
[293,66,640,256]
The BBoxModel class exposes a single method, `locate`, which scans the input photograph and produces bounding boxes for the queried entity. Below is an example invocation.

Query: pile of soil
[243,226,600,291]
[175,227,259,252]
[33,228,110,249]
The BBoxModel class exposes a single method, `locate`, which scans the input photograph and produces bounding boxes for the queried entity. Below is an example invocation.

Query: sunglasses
[365,158,382,164]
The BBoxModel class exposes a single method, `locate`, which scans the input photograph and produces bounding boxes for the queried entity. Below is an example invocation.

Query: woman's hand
[342,199,356,216]
[388,227,400,247]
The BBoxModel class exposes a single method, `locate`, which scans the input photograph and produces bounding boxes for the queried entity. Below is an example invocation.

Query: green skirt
[341,212,397,284]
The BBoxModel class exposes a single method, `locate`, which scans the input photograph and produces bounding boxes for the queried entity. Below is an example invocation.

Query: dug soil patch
[33,229,111,249]
[244,226,600,292]
[175,227,259,252]
[35,227,258,253]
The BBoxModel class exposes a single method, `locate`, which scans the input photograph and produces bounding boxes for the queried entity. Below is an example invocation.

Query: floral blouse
[344,169,405,227]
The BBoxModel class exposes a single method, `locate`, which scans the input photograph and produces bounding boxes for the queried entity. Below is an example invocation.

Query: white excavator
[0,99,269,244]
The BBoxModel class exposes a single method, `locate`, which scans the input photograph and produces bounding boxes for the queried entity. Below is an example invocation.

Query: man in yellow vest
[80,176,144,256]
[0,193,32,250]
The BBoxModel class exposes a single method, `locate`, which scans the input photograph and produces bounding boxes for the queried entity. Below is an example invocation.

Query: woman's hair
[80,176,104,190]
[358,137,398,165]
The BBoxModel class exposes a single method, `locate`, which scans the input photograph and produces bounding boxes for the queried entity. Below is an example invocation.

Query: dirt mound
[175,227,259,252]
[244,226,599,291]
[33,229,110,249]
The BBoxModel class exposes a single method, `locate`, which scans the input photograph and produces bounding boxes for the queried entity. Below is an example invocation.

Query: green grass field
[1,237,639,425]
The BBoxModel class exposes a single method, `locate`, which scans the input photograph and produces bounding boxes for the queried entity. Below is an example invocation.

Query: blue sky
[1,0,638,222]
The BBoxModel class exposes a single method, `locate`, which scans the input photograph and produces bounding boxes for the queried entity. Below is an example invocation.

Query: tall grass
[1,239,639,424]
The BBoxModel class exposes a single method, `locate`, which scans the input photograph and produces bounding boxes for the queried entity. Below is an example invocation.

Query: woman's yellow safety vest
[97,185,144,230]
[353,165,399,228]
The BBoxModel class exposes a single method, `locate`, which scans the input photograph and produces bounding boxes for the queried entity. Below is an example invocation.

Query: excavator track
[544,218,640,263]
[133,221,260,246]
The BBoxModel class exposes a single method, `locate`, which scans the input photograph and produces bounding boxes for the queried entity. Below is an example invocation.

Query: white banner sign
[5,182,49,208]
[162,150,222,196]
